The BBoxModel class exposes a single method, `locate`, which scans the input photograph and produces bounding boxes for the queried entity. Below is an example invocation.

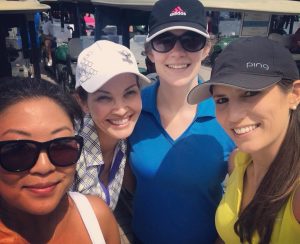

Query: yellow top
[215,151,300,243]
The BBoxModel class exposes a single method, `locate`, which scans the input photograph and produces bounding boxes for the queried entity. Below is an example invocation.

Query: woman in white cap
[71,40,150,210]
[188,36,300,243]
[128,0,235,243]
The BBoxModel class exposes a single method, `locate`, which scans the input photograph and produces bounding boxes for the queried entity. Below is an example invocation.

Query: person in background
[27,12,42,78]
[128,0,235,243]
[188,36,300,243]
[71,40,150,210]
[0,77,120,243]
[291,27,300,53]
[42,12,55,66]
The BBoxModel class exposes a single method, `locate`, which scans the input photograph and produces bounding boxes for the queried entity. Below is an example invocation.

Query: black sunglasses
[0,136,83,172]
[151,31,207,53]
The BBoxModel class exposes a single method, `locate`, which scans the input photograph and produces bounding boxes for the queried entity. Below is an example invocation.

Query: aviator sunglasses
[151,31,207,53]
[0,136,83,172]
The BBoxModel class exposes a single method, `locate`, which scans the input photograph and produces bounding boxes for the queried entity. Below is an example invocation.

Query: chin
[109,126,135,138]
[20,200,60,216]
[111,131,133,140]
[236,144,259,154]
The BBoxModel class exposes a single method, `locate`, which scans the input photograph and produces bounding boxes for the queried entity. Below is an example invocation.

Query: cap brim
[136,73,152,88]
[187,73,282,104]
[146,22,209,42]
[80,71,151,93]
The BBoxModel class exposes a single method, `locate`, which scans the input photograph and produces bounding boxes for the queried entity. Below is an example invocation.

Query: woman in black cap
[188,36,300,243]
[127,0,235,243]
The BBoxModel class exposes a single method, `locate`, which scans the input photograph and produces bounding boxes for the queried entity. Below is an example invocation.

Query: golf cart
[0,0,50,78]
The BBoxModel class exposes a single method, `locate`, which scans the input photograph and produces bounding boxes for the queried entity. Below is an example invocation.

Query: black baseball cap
[146,0,209,42]
[188,36,299,104]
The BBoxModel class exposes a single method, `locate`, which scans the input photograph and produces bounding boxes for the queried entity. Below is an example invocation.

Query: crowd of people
[0,0,299,243]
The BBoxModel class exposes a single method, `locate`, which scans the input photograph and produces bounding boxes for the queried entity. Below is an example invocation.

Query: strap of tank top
[69,192,106,244]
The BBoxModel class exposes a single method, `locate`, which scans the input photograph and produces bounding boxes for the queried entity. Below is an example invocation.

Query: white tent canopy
[62,0,300,14]
[0,0,50,13]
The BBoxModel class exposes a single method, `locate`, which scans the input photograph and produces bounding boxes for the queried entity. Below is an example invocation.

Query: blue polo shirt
[129,81,235,244]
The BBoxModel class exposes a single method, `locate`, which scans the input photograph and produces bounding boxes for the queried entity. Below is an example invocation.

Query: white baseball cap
[75,40,151,93]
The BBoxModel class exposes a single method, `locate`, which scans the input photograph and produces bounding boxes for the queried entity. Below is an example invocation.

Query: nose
[112,98,128,115]
[170,40,186,54]
[227,102,247,124]
[29,151,55,175]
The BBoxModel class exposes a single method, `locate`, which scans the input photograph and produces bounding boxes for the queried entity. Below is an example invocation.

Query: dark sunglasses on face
[0,136,83,172]
[150,31,207,53]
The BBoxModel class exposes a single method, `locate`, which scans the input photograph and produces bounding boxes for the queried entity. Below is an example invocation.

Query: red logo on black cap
[170,6,187,16]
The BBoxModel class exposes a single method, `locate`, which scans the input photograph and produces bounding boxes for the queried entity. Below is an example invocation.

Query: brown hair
[234,79,300,243]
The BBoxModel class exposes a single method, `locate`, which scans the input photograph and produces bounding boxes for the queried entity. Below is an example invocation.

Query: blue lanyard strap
[99,149,124,205]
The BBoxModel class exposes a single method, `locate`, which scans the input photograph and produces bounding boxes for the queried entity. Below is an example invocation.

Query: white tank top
[69,192,106,244]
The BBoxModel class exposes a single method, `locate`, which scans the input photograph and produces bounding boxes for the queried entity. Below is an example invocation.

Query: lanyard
[99,149,124,206]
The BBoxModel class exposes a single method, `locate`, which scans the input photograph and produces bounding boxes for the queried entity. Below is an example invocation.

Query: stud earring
[292,104,298,110]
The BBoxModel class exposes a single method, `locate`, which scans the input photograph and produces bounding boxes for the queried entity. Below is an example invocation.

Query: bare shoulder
[293,185,300,223]
[86,195,121,244]
[85,194,111,216]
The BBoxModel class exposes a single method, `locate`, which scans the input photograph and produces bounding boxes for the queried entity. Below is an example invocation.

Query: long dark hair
[234,79,300,243]
[0,77,83,130]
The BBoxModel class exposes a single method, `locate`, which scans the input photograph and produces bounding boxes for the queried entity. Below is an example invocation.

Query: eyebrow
[1,127,73,137]
[125,84,138,91]
[212,94,225,98]
[1,129,31,137]
[51,126,73,134]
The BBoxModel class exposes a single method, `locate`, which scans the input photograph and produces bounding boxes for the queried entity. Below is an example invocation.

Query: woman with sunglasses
[188,37,300,243]
[0,77,120,243]
[71,40,150,210]
[128,0,235,243]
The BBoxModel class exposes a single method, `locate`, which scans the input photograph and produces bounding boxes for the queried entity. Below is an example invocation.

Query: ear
[74,93,89,114]
[201,39,211,60]
[147,50,155,63]
[288,80,300,109]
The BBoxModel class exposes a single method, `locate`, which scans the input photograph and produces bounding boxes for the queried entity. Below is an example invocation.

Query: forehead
[0,98,69,120]
[0,98,73,139]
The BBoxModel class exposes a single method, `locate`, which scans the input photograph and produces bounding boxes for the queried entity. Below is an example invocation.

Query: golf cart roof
[60,0,300,14]
[0,0,50,13]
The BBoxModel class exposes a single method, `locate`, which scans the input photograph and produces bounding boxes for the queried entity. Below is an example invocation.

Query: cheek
[216,109,231,132]
[0,169,23,186]
[192,52,203,66]
[89,105,109,123]
[215,109,225,126]
[131,96,142,112]
[0,172,23,198]
[59,166,76,186]
[150,53,165,68]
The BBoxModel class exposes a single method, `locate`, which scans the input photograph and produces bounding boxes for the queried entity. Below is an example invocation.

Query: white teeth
[233,125,258,135]
[110,118,129,125]
[167,64,188,69]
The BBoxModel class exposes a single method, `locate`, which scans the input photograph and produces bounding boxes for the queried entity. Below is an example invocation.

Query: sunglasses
[0,136,83,172]
[151,31,207,53]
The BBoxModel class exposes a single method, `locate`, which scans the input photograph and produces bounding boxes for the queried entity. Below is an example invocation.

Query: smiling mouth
[108,117,130,126]
[24,182,59,194]
[233,124,259,135]
[166,64,190,69]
